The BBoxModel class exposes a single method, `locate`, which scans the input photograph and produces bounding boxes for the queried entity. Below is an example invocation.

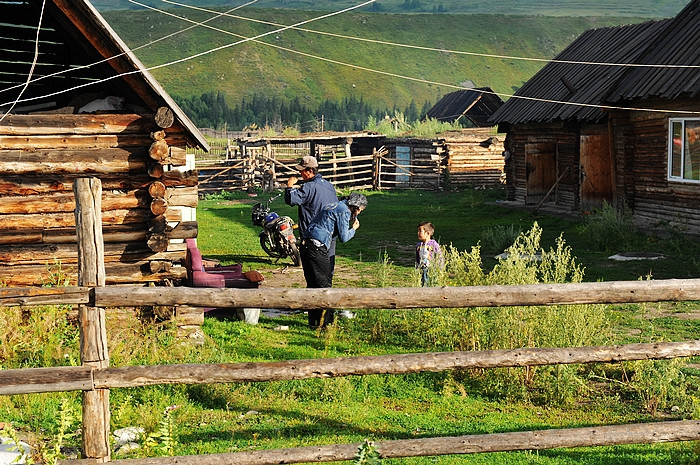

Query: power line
[161,0,700,69]
[0,0,260,97]
[0,0,47,122]
[0,0,376,108]
[126,1,700,116]
[2,0,698,117]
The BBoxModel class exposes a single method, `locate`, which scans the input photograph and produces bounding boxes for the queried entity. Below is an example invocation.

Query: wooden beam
[62,420,700,465]
[93,340,700,389]
[93,279,700,310]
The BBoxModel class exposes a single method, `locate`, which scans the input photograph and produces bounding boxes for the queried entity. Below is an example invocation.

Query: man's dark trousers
[300,240,334,328]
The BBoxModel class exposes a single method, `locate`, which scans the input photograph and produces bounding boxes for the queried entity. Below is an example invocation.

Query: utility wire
[2,0,698,116]
[129,1,700,116]
[0,0,375,108]
[0,0,260,96]
[161,0,700,69]
[0,0,47,121]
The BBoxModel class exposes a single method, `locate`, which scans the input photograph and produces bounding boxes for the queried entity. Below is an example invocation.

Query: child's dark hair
[418,221,434,236]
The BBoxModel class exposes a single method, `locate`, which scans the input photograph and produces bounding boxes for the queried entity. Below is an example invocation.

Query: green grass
[198,187,700,282]
[3,188,700,464]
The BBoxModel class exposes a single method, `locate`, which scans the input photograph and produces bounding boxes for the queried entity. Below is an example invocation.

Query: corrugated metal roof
[607,0,700,102]
[490,19,670,125]
[426,87,504,127]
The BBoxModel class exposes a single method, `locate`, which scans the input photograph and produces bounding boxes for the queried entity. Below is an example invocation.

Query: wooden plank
[0,286,89,306]
[0,147,147,175]
[0,366,93,395]
[93,279,700,310]
[0,134,153,149]
[63,420,700,465]
[0,114,156,135]
[94,340,700,389]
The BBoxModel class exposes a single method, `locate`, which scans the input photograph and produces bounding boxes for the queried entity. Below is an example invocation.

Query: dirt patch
[258,263,364,288]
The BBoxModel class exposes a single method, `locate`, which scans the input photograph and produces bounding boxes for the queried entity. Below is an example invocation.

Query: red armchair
[183,239,263,289]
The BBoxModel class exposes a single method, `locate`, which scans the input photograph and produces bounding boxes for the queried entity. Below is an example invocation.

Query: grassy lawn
[2,187,700,464]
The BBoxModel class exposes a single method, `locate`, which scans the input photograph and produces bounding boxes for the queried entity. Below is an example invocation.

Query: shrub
[354,223,609,404]
[580,201,637,252]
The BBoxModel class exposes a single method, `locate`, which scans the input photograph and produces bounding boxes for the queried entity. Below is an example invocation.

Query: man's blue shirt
[285,174,338,233]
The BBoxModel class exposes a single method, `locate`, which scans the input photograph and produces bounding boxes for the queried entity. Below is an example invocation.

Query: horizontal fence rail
[63,419,700,465]
[1,278,699,309]
[2,277,698,464]
[4,340,700,395]
[93,278,700,309]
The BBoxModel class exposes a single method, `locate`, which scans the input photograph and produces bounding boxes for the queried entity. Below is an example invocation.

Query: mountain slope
[94,0,688,17]
[103,8,653,113]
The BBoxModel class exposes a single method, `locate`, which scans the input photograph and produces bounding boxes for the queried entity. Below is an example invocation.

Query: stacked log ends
[148,163,164,179]
[147,233,169,253]
[148,181,167,198]
[149,140,169,163]
[155,107,175,129]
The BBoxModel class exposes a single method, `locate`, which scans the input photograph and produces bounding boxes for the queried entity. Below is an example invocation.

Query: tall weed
[580,202,637,252]
[0,306,78,368]
[355,223,609,404]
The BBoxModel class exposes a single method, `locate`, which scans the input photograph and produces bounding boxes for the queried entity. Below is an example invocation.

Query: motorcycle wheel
[260,233,283,259]
[288,242,301,267]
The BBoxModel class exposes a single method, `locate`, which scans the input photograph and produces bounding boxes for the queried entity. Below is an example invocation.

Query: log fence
[3,178,700,464]
[195,145,441,193]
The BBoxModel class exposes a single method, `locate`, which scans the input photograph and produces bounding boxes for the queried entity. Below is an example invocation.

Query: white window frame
[668,118,700,184]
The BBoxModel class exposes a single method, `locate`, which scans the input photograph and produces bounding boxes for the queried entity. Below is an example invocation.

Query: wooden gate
[580,133,614,211]
[525,141,557,205]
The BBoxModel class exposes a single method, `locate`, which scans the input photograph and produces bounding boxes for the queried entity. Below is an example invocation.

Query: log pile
[0,112,198,286]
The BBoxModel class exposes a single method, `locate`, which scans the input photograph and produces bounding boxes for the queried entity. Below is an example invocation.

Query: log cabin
[490,0,699,234]
[0,0,208,286]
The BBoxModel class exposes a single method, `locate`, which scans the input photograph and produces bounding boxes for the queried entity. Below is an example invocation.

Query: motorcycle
[251,194,301,266]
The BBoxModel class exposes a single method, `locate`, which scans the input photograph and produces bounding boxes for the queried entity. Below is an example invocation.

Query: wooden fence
[4,178,700,464]
[196,145,441,193]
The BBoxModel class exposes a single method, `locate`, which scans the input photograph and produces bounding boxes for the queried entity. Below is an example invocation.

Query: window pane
[671,121,682,178]
[685,121,700,181]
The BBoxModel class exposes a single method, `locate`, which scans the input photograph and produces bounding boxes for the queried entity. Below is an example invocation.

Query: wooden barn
[425,87,504,127]
[0,0,208,286]
[490,0,699,234]
[381,129,505,189]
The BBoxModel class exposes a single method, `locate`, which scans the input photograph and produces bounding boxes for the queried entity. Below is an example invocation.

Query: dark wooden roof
[0,0,207,150]
[426,87,503,127]
[490,19,670,125]
[607,0,700,102]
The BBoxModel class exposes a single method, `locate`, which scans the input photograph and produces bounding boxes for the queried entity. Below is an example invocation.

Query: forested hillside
[103,7,654,130]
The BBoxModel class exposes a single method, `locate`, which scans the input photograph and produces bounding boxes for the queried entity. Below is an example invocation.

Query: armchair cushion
[183,240,262,289]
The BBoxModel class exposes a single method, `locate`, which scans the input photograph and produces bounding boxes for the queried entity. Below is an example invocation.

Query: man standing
[285,155,338,269]
[300,192,368,329]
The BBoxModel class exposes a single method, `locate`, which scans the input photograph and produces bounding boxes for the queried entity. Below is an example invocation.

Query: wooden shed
[426,87,504,127]
[0,0,208,286]
[490,0,699,234]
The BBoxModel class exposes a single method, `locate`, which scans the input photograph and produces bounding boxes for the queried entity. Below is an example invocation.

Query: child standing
[415,221,443,286]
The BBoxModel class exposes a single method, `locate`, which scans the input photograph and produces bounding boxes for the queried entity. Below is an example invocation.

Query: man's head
[295,156,319,179]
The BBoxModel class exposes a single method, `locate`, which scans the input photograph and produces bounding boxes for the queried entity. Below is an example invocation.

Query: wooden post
[73,177,110,462]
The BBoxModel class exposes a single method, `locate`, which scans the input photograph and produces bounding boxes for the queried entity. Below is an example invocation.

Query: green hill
[103,8,653,123]
[95,0,688,17]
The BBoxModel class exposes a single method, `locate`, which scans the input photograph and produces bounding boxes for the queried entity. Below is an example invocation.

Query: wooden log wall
[507,123,580,208]
[0,112,198,286]
[609,102,700,235]
[380,138,444,189]
[442,130,505,186]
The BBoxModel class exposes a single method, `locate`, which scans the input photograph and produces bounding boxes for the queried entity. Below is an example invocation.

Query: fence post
[73,177,110,462]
